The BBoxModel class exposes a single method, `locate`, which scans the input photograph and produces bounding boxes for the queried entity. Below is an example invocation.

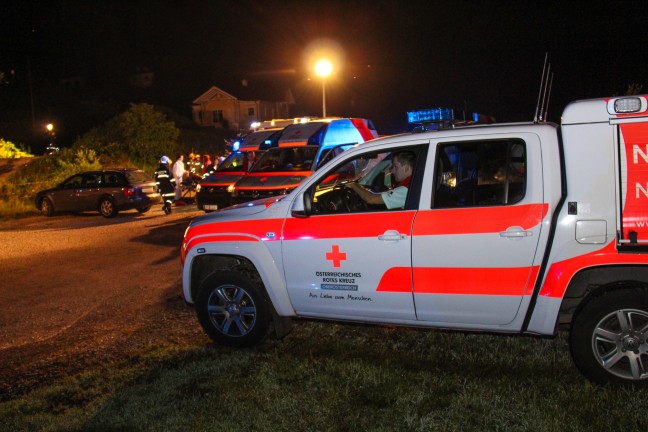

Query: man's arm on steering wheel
[345,182,385,206]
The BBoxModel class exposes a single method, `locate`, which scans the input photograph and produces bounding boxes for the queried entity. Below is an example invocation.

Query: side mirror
[290,189,312,218]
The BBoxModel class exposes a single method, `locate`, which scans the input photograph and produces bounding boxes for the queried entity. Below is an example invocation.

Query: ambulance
[230,118,379,204]
[196,127,284,211]
[181,95,648,386]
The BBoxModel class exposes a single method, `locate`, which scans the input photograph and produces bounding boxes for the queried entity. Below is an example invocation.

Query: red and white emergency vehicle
[195,127,285,211]
[230,118,379,204]
[181,95,648,386]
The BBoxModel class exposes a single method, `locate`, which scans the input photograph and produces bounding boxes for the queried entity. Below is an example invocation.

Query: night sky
[2,1,648,146]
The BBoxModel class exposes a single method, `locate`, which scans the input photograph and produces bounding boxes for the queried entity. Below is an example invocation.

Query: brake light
[123,187,136,197]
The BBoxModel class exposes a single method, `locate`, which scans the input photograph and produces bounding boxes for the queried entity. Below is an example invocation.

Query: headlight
[227,185,236,193]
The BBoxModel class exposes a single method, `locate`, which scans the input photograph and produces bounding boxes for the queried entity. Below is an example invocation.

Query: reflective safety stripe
[413,204,547,236]
[283,212,416,240]
[376,266,539,295]
[538,241,648,298]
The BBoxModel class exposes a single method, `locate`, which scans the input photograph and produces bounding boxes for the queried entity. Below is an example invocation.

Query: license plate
[203,204,219,210]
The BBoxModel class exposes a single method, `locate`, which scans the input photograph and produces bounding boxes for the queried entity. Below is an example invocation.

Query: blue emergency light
[232,140,241,151]
[407,108,454,124]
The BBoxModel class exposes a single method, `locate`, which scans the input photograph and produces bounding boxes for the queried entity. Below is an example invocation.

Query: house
[192,80,295,131]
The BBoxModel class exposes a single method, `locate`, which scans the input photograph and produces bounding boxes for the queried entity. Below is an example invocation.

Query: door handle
[378,230,406,242]
[499,226,532,238]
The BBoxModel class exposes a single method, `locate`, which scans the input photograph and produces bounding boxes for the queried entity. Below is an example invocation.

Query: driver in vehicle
[345,151,415,209]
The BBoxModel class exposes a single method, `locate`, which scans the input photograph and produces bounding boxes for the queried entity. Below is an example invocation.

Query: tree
[74,103,179,168]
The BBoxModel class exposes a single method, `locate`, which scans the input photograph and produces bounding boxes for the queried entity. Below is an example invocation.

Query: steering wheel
[342,186,369,212]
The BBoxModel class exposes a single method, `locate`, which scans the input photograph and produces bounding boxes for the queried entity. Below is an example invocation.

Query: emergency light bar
[407,108,454,124]
[232,140,241,151]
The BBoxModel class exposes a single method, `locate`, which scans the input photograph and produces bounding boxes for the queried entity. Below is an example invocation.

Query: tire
[163,203,172,215]
[40,198,54,217]
[195,271,271,347]
[570,288,648,387]
[137,206,151,213]
[99,197,117,218]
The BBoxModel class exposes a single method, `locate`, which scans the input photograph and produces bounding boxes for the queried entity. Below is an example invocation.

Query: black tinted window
[433,139,526,207]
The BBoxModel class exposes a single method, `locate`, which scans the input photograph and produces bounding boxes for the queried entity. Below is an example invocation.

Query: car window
[309,147,418,215]
[82,173,102,187]
[105,173,124,186]
[433,139,526,207]
[62,174,84,188]
[251,147,319,173]
[216,153,247,172]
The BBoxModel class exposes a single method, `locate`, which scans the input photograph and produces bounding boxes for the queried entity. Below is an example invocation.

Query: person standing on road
[172,154,185,201]
[155,156,175,214]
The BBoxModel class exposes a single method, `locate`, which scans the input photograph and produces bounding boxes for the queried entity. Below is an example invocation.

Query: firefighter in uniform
[155,155,175,214]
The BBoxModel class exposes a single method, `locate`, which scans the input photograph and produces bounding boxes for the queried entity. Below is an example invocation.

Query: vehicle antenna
[542,71,554,122]
[538,62,552,122]
[534,53,549,123]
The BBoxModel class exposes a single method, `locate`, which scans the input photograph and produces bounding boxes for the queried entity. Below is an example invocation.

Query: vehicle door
[412,134,544,325]
[53,174,84,211]
[77,173,104,210]
[282,142,427,321]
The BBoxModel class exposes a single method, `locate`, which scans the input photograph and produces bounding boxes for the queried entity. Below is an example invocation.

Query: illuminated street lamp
[45,123,59,154]
[315,59,333,117]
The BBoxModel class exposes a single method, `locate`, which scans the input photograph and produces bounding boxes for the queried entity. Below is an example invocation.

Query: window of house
[247,107,255,116]
[213,110,224,122]
[433,139,526,208]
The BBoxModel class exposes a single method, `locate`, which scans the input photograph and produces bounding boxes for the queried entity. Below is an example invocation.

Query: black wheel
[196,271,271,347]
[163,203,172,215]
[40,198,54,217]
[137,205,151,213]
[570,288,648,386]
[99,197,117,218]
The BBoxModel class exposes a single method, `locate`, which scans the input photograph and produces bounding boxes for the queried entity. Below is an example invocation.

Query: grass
[1,321,646,432]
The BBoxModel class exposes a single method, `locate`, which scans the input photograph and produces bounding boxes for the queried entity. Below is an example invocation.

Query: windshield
[216,152,247,172]
[250,146,319,173]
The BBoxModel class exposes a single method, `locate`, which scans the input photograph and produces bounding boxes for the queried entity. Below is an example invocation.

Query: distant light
[615,97,642,113]
[46,123,54,132]
[407,108,454,124]
[251,122,261,129]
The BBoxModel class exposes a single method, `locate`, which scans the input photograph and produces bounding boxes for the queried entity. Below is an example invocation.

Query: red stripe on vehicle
[279,141,307,147]
[186,234,258,252]
[185,218,285,243]
[413,204,547,236]
[283,211,416,240]
[538,241,648,298]
[376,266,540,295]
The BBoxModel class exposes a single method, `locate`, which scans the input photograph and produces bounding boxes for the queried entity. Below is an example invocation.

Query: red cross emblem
[326,245,347,268]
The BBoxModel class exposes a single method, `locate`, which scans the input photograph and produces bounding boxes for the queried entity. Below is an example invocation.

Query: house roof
[193,78,295,105]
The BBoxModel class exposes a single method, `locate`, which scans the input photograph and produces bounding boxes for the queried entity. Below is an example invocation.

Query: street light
[45,123,59,155]
[315,59,333,117]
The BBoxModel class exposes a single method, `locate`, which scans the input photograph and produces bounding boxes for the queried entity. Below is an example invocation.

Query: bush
[0,148,102,218]
[74,103,179,171]
[0,138,33,158]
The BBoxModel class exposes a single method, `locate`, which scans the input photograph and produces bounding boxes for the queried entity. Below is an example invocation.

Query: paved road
[0,204,209,397]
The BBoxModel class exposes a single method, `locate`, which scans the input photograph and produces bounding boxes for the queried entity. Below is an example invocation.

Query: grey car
[35,169,161,218]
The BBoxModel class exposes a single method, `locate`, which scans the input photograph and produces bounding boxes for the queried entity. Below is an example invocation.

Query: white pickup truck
[181,95,648,386]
